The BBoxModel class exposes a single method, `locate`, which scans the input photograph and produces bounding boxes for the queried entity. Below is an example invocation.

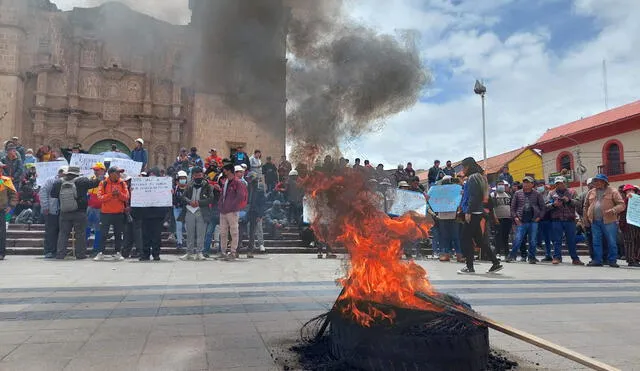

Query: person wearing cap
[188,147,204,169]
[24,148,36,165]
[180,166,214,261]
[218,163,248,260]
[507,176,545,263]
[94,167,129,261]
[7,137,26,161]
[536,180,554,262]
[232,145,250,171]
[86,163,107,256]
[459,157,502,274]
[51,166,101,259]
[285,169,304,226]
[172,170,189,251]
[0,163,18,260]
[40,165,67,259]
[584,174,626,267]
[397,180,410,190]
[491,180,512,258]
[1,145,24,186]
[546,176,584,265]
[134,168,171,261]
[130,138,148,171]
[205,149,223,169]
[235,165,248,186]
[620,185,640,267]
[263,156,278,193]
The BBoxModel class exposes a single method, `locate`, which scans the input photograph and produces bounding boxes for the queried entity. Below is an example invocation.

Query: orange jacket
[97,178,130,214]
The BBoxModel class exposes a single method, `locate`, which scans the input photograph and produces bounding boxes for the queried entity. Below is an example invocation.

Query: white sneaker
[114,252,125,261]
[259,245,266,252]
[195,253,205,261]
[179,253,193,261]
[93,253,105,261]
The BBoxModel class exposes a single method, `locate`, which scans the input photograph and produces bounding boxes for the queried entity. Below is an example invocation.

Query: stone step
[4,246,337,256]
[7,224,303,233]
[6,238,307,248]
[6,230,301,240]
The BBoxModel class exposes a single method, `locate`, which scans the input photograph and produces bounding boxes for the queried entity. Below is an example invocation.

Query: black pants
[496,218,512,256]
[99,213,124,254]
[123,219,143,258]
[0,210,6,257]
[57,211,88,259]
[44,213,60,256]
[142,218,163,259]
[462,214,498,269]
[247,213,258,253]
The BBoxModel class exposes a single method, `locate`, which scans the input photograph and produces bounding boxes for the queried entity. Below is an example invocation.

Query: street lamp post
[474,80,487,169]
[560,134,586,192]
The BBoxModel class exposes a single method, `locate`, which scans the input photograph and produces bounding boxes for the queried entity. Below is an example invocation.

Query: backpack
[59,179,79,213]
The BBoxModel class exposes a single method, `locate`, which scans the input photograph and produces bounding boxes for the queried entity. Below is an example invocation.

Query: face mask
[26,154,33,158]
[497,185,505,193]
[179,179,187,185]
[537,186,545,193]
[194,178,204,185]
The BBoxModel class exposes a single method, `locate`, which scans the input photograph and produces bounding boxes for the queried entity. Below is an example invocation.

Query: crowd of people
[1,136,639,271]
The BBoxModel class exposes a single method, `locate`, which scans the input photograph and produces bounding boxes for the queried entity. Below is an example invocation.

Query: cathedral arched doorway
[89,139,131,156]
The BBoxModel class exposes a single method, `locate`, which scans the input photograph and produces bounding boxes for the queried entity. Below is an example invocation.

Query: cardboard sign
[130,177,173,207]
[388,189,427,217]
[427,184,463,213]
[69,153,104,176]
[34,161,67,186]
[627,194,640,228]
[110,158,143,176]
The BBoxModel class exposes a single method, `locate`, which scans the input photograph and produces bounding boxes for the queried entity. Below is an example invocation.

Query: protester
[139,168,170,261]
[24,149,36,165]
[584,174,626,267]
[498,166,514,185]
[546,177,584,265]
[433,176,460,262]
[278,155,292,181]
[122,173,141,259]
[577,178,596,260]
[1,145,23,184]
[235,165,248,186]
[263,156,278,192]
[14,183,40,222]
[94,166,129,261]
[8,137,25,161]
[218,164,247,260]
[188,147,204,169]
[393,165,408,186]
[265,200,287,240]
[507,176,545,263]
[0,165,17,260]
[427,160,441,186]
[352,158,363,172]
[52,166,101,260]
[173,171,189,251]
[203,172,222,258]
[86,163,106,256]
[40,166,66,259]
[491,180,512,258]
[232,145,250,170]
[130,138,148,171]
[537,180,554,262]
[620,184,640,267]
[180,167,213,261]
[36,145,53,162]
[205,149,223,169]
[458,157,502,274]
[174,148,190,173]
[246,174,266,257]
[442,161,455,177]
[249,150,262,178]
[286,170,303,225]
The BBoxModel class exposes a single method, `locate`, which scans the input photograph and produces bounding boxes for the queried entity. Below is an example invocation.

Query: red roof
[536,100,640,144]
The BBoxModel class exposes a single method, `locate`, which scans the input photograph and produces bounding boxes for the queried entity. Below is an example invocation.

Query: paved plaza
[0,255,638,370]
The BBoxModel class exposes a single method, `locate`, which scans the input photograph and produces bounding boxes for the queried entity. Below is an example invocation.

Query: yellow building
[454,147,543,184]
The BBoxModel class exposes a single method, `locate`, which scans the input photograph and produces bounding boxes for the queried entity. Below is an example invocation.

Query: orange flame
[303,170,442,327]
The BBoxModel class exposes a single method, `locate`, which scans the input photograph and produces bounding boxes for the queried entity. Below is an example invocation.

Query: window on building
[558,153,572,171]
[604,141,624,176]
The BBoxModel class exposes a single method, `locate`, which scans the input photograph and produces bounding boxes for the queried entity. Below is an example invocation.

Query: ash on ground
[271,336,522,371]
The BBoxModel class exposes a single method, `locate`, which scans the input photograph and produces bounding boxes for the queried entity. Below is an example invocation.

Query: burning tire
[328,294,489,371]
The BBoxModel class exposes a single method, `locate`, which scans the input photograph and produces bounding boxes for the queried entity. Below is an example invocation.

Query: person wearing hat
[40,165,67,259]
[235,165,248,186]
[584,174,626,267]
[130,138,148,171]
[245,172,266,257]
[51,166,102,260]
[23,148,36,165]
[459,157,502,274]
[132,168,171,261]
[94,167,129,261]
[1,145,23,186]
[546,176,584,265]
[8,137,26,161]
[0,162,17,260]
[535,180,554,262]
[397,180,410,190]
[218,163,248,260]
[507,176,545,263]
[491,180,512,258]
[205,149,223,169]
[620,184,640,267]
[86,163,107,256]
[285,169,304,226]
[179,166,214,261]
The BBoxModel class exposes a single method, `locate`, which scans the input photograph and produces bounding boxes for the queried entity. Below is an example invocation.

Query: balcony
[597,162,626,177]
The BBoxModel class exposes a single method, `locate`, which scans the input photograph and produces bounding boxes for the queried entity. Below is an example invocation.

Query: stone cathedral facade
[0,0,287,167]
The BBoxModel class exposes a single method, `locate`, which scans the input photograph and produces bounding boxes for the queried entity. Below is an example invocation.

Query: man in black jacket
[246,174,266,257]
[136,168,171,261]
[180,167,215,260]
[51,166,101,259]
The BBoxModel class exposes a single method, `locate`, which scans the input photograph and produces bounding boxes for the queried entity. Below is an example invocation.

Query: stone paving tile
[0,357,72,371]
[25,328,95,344]
[0,330,35,345]
[206,347,274,369]
[205,334,266,350]
[3,341,85,362]
[138,351,208,371]
[80,338,147,356]
[143,335,207,354]
[64,354,140,371]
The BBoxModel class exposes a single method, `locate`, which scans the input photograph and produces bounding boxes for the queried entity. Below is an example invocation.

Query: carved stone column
[66,113,79,145]
[172,84,181,117]
[142,120,152,148]
[32,108,47,145]
[35,71,48,107]
[68,39,81,109]
[170,119,182,157]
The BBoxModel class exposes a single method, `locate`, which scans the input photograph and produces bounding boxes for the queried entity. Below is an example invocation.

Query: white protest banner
[627,194,640,228]
[388,189,427,217]
[110,158,143,176]
[34,161,67,186]
[70,153,103,176]
[130,177,172,207]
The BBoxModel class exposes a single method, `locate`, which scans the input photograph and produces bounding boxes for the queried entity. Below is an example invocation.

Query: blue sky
[54,0,640,169]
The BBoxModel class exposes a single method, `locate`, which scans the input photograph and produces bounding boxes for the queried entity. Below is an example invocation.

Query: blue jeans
[86,207,101,251]
[591,220,618,264]
[438,220,460,255]
[173,207,184,245]
[551,221,578,261]
[539,220,553,257]
[204,213,220,254]
[510,222,538,259]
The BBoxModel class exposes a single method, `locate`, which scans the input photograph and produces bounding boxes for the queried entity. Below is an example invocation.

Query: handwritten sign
[34,161,67,186]
[110,158,143,176]
[627,194,640,228]
[70,153,103,176]
[427,184,463,213]
[130,177,172,207]
[388,189,427,217]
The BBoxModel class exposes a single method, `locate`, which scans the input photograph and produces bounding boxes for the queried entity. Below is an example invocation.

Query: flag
[0,176,16,193]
